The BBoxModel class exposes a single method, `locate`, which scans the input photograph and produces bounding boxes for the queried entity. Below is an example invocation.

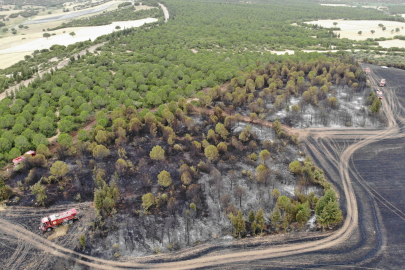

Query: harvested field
[304,19,405,44]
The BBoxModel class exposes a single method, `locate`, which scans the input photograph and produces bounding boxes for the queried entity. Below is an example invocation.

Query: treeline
[118,2,132,8]
[388,5,405,15]
[49,6,163,30]
[71,0,115,11]
[361,54,405,70]
[8,9,39,18]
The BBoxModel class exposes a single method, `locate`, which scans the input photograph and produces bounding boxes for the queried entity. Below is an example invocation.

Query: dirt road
[159,3,170,23]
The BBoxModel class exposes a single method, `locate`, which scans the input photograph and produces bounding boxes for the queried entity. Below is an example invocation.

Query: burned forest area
[3,56,384,260]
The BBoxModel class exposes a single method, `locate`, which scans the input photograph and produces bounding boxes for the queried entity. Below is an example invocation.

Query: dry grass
[303,19,405,45]
[47,224,70,241]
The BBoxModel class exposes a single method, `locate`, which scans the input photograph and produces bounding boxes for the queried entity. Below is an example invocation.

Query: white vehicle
[381,66,388,69]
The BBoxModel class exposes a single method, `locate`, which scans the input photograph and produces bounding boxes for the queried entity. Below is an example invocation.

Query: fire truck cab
[40,208,77,232]
[12,150,36,167]
[380,79,386,87]
[376,89,383,100]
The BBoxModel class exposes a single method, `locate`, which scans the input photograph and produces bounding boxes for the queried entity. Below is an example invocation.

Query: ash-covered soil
[3,64,404,270]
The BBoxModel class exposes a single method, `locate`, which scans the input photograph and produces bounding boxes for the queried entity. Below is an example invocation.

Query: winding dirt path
[159,3,170,23]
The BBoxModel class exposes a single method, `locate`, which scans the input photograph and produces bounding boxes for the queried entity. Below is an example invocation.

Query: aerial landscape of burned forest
[1,0,405,269]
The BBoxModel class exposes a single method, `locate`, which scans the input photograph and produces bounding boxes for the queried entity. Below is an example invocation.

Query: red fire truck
[39,208,78,232]
[380,79,386,87]
[365,68,370,74]
[376,89,383,100]
[12,150,36,167]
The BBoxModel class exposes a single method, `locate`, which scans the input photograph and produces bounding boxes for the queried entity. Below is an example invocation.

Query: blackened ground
[201,64,405,269]
[2,64,405,269]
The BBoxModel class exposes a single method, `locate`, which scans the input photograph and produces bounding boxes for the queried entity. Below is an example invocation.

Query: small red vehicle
[365,68,370,74]
[39,208,78,232]
[12,150,36,167]
[376,89,383,100]
[380,79,386,87]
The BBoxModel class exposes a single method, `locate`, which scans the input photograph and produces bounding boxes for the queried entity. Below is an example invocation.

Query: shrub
[50,161,69,179]
[150,145,165,161]
[36,144,51,157]
[27,154,47,168]
[142,193,155,212]
[79,234,86,250]
[289,160,302,174]
[0,178,13,201]
[204,145,219,162]
[30,181,46,206]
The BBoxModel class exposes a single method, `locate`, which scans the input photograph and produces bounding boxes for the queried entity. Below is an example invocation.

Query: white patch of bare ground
[0,18,158,56]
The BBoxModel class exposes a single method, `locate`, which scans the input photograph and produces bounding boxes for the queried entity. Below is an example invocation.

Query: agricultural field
[0,1,160,69]
[1,0,405,269]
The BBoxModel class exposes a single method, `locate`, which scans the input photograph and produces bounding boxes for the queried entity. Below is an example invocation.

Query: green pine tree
[318,200,342,229]
[270,206,281,230]
[370,98,381,113]
[255,208,265,234]
[248,210,255,223]
[233,210,246,238]
[252,221,257,236]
